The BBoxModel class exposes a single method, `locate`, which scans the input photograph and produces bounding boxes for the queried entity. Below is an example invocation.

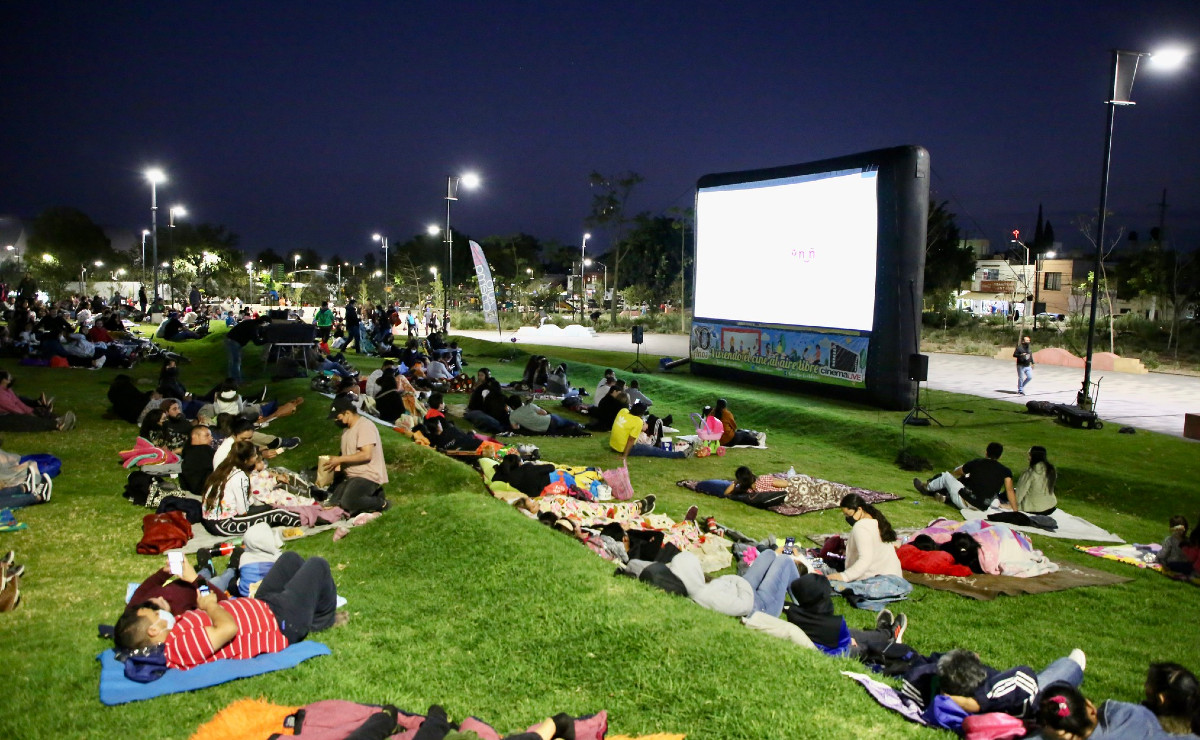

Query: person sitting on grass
[213,418,297,467]
[113,551,346,669]
[1010,445,1058,515]
[589,382,628,431]
[714,398,762,447]
[322,396,390,514]
[913,441,1015,511]
[824,493,911,607]
[508,394,588,436]
[201,441,304,536]
[676,466,790,509]
[180,425,216,496]
[464,370,509,434]
[610,401,689,460]
[373,373,408,424]
[1156,516,1197,576]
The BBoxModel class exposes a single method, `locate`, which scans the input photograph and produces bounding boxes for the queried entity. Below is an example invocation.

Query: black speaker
[631,325,644,345]
[908,353,928,382]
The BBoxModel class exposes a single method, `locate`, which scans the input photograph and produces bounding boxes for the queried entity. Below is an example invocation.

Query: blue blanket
[97,641,331,705]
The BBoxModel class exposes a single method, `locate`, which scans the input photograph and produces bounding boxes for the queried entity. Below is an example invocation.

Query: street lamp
[372,233,389,289]
[592,260,608,308]
[144,168,166,300]
[140,229,150,285]
[444,172,480,318]
[579,232,591,320]
[293,253,300,276]
[1079,47,1187,410]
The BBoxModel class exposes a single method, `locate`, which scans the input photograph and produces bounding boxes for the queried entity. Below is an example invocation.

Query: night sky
[3,1,1199,260]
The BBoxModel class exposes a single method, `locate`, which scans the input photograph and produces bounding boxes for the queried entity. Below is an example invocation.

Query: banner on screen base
[468,240,499,329]
[689,319,869,387]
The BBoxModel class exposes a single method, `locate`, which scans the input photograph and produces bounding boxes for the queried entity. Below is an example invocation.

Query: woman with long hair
[201,440,302,536]
[1013,445,1058,514]
[826,493,911,608]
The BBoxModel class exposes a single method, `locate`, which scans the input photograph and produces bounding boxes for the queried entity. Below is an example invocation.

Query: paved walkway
[455,329,1199,439]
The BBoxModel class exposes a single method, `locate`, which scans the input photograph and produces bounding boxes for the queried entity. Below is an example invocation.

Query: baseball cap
[327,396,357,418]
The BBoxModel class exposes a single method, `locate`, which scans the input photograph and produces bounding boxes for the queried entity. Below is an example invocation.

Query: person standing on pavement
[1014,336,1034,395]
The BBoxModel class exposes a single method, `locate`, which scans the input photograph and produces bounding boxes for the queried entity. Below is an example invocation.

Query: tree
[585,171,644,320]
[1075,212,1125,353]
[615,213,684,303]
[25,207,117,296]
[922,200,974,310]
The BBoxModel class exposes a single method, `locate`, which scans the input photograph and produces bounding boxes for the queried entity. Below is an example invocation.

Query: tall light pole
[144,168,166,300]
[579,232,591,320]
[444,172,480,319]
[372,233,389,294]
[167,205,186,298]
[140,229,150,286]
[1079,47,1187,410]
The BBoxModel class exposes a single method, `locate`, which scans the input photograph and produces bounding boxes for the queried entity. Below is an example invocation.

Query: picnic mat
[97,642,330,705]
[179,514,382,554]
[1074,544,1200,586]
[961,507,1123,543]
[676,433,768,450]
[764,474,902,517]
[905,559,1131,600]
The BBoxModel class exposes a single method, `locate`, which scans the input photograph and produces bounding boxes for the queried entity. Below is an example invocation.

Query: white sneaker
[35,476,52,502]
[91,355,106,369]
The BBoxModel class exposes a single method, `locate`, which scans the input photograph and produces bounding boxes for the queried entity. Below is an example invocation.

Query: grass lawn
[0,326,1196,739]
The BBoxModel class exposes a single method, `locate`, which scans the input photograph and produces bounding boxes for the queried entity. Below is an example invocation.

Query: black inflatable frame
[691,145,929,411]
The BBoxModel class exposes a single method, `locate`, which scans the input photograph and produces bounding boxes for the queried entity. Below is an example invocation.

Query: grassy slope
[0,329,1195,739]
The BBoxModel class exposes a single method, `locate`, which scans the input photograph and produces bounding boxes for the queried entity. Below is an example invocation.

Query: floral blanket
[756,473,901,517]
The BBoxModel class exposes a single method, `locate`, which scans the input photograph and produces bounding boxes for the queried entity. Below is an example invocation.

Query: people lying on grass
[0,446,53,508]
[113,551,345,670]
[209,379,305,426]
[713,398,762,447]
[492,454,559,498]
[783,573,912,659]
[901,647,1086,724]
[421,392,490,451]
[676,466,790,509]
[248,456,325,509]
[508,394,588,436]
[201,441,304,536]
[1009,445,1058,515]
[1156,515,1198,576]
[322,396,390,514]
[913,441,1016,511]
[1036,682,1184,740]
[610,401,689,460]
[514,491,655,530]
[0,369,76,432]
[636,545,801,619]
[121,554,230,625]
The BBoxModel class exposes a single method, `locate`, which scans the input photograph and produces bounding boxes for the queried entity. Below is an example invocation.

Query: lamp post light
[579,232,591,320]
[293,254,300,277]
[592,260,608,309]
[140,229,150,285]
[372,233,389,289]
[144,168,166,299]
[444,172,480,318]
[245,261,254,299]
[1033,250,1056,331]
[1078,47,1187,410]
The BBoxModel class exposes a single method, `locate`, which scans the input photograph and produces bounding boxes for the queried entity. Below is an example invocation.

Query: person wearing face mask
[120,556,230,627]
[113,551,345,669]
[826,493,911,607]
[321,397,390,514]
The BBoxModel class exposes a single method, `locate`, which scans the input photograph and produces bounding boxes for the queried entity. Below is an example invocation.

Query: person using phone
[119,556,229,622]
[113,552,346,669]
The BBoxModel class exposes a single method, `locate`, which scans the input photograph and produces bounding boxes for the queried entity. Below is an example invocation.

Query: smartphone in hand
[197,584,210,596]
[167,551,184,576]
[781,536,796,556]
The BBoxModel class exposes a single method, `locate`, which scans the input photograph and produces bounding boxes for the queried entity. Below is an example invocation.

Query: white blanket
[675,433,769,450]
[962,507,1124,543]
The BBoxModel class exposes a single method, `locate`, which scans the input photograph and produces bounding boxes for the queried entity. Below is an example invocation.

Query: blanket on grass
[676,433,768,450]
[97,642,330,705]
[905,560,1131,600]
[1074,543,1200,586]
[759,473,901,517]
[962,506,1123,543]
[178,510,379,554]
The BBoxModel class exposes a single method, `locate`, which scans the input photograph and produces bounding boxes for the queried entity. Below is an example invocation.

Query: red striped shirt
[164,598,288,670]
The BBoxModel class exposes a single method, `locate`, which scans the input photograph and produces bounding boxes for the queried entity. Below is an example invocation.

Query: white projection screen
[690,146,930,410]
[695,169,878,331]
